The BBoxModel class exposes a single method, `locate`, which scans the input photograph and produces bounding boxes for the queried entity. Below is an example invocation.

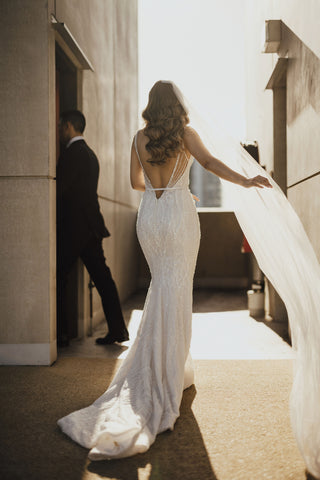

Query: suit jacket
[56,139,110,255]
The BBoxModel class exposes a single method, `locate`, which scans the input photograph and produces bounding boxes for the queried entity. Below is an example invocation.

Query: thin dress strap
[134,133,143,168]
[166,150,189,189]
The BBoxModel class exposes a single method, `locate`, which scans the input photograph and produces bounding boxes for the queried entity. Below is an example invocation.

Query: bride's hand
[243,175,273,189]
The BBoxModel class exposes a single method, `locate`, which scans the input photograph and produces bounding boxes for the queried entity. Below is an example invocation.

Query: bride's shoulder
[183,126,201,145]
[135,129,148,141]
[134,130,149,154]
[183,126,198,138]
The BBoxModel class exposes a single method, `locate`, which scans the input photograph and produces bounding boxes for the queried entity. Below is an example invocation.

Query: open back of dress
[134,132,191,198]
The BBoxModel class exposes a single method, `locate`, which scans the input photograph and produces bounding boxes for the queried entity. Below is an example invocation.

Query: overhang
[51,15,94,71]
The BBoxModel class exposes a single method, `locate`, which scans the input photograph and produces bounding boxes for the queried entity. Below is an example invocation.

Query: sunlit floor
[59,288,294,360]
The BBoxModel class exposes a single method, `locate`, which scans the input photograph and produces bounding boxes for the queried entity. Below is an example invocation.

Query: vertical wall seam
[112,0,118,279]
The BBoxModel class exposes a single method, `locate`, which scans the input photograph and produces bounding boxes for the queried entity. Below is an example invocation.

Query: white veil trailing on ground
[169,80,320,478]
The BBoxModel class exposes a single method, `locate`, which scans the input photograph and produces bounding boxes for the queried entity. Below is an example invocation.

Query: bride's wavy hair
[142,81,189,165]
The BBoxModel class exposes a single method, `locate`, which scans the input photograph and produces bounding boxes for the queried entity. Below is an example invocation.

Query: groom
[56,110,129,346]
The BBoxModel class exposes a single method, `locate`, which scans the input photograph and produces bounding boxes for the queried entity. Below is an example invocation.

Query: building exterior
[244,0,320,320]
[3,0,317,365]
[0,0,139,365]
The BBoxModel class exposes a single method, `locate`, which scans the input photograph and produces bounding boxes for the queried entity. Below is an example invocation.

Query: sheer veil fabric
[171,82,320,478]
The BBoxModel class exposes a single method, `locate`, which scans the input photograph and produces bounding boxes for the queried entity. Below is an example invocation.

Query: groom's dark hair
[60,110,86,133]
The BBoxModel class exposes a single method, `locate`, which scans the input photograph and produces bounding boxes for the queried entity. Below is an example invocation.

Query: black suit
[56,139,127,342]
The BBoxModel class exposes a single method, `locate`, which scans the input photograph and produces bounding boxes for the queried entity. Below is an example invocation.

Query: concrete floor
[33,288,305,480]
[59,288,294,361]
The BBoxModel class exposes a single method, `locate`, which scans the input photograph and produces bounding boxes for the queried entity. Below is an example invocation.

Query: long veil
[170,81,320,478]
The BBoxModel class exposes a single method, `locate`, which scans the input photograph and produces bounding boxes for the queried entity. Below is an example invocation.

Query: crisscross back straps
[166,150,189,189]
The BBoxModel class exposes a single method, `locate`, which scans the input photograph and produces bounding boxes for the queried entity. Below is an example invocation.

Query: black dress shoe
[95,331,129,345]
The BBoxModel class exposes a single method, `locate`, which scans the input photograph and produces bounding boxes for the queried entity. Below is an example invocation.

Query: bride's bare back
[133,130,191,198]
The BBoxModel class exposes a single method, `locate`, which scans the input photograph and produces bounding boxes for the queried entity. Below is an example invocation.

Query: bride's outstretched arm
[130,139,145,191]
[183,127,272,189]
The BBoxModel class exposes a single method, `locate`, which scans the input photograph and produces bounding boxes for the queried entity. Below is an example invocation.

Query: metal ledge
[262,20,282,53]
[51,15,94,71]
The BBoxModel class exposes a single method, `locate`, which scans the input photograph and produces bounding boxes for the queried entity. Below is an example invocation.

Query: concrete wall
[0,0,139,364]
[244,0,320,260]
[0,0,56,365]
[195,210,248,288]
[244,0,320,320]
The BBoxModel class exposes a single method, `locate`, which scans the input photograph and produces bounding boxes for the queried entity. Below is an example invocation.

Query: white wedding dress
[57,133,201,460]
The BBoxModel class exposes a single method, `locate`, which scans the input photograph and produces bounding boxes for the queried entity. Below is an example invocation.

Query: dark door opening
[266,58,288,324]
[56,43,80,342]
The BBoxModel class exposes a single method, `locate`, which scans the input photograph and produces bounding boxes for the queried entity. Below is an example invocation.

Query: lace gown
[57,134,201,460]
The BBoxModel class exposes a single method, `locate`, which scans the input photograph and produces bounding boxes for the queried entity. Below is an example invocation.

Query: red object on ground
[241,236,252,253]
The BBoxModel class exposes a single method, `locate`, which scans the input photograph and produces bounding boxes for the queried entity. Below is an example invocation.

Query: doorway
[55,43,83,342]
[266,57,288,194]
[266,58,288,323]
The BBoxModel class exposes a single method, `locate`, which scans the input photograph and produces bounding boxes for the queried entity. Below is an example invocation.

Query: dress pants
[57,234,127,341]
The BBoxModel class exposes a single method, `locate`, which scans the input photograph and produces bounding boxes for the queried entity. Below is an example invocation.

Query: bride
[57,80,272,460]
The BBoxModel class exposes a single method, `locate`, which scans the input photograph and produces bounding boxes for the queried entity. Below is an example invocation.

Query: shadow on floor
[250,313,291,346]
[306,471,319,480]
[193,287,248,313]
[192,287,291,347]
[88,385,218,480]
[0,360,217,480]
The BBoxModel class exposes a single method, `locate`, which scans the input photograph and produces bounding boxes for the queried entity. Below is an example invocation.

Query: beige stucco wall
[0,0,139,364]
[0,0,56,364]
[195,210,248,288]
[244,0,320,262]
